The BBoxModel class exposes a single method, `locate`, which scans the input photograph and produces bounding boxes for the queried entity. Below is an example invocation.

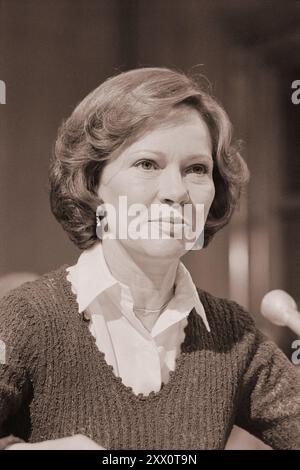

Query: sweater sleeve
[0,291,38,447]
[235,308,300,449]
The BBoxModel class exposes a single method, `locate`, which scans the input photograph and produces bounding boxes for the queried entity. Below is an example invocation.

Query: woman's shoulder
[1,264,68,298]
[196,287,259,341]
[0,264,71,326]
[191,288,271,366]
[0,265,70,372]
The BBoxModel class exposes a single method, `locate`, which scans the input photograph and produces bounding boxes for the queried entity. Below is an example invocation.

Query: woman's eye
[134,159,158,171]
[186,164,209,175]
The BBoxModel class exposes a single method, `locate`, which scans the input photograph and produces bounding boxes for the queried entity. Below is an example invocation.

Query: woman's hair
[49,67,249,249]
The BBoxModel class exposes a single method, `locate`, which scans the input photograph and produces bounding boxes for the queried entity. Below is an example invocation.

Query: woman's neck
[101,239,178,311]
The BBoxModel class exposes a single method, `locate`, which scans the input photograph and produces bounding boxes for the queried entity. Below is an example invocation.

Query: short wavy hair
[49,67,249,249]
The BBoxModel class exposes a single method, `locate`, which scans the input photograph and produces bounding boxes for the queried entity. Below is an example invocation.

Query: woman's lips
[148,220,190,237]
[149,219,188,225]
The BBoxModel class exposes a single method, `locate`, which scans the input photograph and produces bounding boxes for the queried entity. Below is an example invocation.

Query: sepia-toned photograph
[0,0,299,454]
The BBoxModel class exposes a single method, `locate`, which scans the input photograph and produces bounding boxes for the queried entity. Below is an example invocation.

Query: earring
[96,211,103,240]
[96,208,103,240]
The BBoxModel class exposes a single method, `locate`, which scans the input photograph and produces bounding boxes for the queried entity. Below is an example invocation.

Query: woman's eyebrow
[184,153,213,164]
[128,149,213,163]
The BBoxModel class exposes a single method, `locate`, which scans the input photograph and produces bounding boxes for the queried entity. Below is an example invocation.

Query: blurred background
[0,0,299,449]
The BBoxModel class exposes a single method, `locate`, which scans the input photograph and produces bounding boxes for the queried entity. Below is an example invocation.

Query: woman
[0,68,299,450]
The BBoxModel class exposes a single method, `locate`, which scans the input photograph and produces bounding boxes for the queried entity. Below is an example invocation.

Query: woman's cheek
[199,183,215,221]
[206,179,215,203]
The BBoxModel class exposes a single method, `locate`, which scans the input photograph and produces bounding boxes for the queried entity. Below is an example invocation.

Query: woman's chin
[121,237,188,259]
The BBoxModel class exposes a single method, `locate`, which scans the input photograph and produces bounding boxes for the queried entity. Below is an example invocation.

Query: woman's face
[97,108,215,260]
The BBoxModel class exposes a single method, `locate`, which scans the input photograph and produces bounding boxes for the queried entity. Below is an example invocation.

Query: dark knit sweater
[0,265,300,450]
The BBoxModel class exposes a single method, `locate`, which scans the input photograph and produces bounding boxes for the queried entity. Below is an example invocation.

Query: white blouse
[66,242,210,396]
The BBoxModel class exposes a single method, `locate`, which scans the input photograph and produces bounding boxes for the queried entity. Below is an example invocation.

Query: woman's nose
[157,168,190,205]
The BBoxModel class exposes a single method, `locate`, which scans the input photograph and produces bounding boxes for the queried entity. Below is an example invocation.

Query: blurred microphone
[261,290,300,336]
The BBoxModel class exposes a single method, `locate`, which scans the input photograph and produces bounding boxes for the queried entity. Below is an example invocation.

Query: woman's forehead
[124,110,212,155]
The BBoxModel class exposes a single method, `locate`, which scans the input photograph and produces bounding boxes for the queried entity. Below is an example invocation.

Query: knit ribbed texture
[0,265,299,450]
